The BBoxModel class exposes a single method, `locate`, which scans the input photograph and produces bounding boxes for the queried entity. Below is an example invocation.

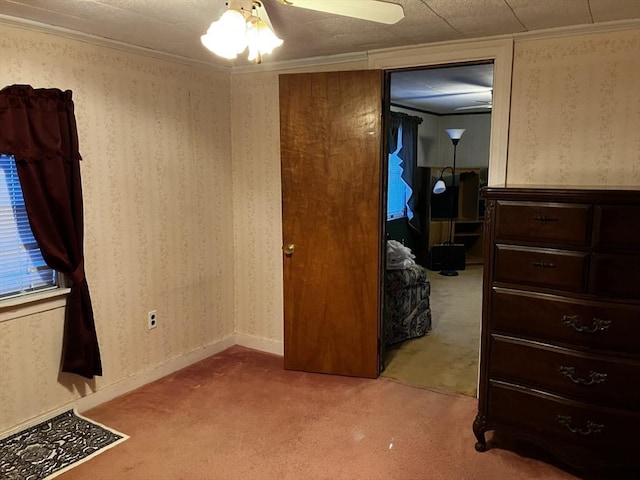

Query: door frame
[373,38,512,388]
[369,38,513,187]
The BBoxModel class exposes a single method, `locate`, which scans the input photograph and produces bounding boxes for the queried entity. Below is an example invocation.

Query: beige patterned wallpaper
[230,28,640,353]
[230,71,284,344]
[508,29,640,185]
[2,21,638,434]
[230,62,367,346]
[0,25,234,432]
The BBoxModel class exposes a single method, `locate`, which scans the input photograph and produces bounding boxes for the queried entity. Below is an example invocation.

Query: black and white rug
[0,409,128,479]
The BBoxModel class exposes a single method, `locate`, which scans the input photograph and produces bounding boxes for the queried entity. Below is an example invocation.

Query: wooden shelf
[427,168,486,268]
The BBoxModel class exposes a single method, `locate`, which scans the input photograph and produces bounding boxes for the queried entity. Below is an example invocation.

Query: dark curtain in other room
[0,85,102,379]
[388,111,423,232]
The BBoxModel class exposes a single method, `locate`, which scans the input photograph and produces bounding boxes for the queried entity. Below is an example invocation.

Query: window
[387,124,413,221]
[0,154,57,299]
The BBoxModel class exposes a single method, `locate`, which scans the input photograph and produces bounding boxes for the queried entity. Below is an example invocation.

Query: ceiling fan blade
[255,1,276,31]
[281,0,404,24]
[454,104,492,111]
[447,77,493,90]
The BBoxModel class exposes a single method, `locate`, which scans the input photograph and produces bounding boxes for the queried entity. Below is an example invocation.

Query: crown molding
[513,18,640,43]
[230,51,369,74]
[241,19,640,73]
[0,14,230,73]
[0,13,368,75]
[366,19,639,64]
[2,13,637,75]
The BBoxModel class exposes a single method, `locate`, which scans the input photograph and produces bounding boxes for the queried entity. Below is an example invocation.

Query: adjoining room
[383,64,492,397]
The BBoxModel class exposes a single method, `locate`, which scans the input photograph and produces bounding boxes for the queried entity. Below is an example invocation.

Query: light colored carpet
[58,346,576,480]
[382,265,483,397]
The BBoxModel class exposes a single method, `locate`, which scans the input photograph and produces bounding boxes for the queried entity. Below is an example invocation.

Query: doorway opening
[381,62,493,397]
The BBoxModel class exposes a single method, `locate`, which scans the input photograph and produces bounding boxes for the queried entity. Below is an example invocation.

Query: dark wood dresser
[474,187,640,474]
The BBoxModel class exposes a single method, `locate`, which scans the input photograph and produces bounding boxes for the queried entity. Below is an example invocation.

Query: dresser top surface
[482,186,640,203]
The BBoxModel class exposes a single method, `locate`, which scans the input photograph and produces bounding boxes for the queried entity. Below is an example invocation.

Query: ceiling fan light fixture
[201,2,283,63]
[247,18,283,61]
[201,8,248,59]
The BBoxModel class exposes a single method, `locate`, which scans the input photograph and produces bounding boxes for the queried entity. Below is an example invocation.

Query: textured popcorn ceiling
[0,0,638,113]
[0,0,638,69]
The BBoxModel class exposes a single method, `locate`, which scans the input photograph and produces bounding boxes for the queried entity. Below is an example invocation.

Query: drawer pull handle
[533,214,558,222]
[531,261,555,269]
[559,366,608,386]
[556,415,604,436]
[562,315,611,334]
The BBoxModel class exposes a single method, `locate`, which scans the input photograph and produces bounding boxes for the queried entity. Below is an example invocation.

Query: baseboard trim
[1,405,72,440]
[234,332,284,356]
[1,334,285,439]
[0,335,236,439]
[75,335,237,413]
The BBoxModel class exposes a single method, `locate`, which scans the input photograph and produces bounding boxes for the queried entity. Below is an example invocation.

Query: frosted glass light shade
[433,179,446,194]
[247,19,283,61]
[201,9,248,59]
[445,128,466,141]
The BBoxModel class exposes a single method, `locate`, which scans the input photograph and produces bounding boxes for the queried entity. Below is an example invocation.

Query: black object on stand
[432,128,466,276]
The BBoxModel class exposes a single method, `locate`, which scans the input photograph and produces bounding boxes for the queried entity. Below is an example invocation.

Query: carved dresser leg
[473,413,489,452]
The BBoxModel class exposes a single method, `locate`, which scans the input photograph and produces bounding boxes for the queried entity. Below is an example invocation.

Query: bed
[384,263,432,345]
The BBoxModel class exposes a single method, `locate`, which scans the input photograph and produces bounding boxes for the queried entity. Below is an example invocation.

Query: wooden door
[280,70,384,378]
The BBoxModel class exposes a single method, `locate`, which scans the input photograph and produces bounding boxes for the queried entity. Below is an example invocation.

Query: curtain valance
[0,84,102,379]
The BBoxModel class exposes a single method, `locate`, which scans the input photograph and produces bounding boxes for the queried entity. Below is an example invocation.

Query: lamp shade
[433,179,446,194]
[445,128,466,141]
[201,8,248,59]
[247,18,283,61]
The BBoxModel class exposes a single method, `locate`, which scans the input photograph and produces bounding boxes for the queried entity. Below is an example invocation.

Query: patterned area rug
[0,409,128,479]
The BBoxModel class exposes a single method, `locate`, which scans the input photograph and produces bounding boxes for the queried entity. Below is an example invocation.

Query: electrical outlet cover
[148,310,157,329]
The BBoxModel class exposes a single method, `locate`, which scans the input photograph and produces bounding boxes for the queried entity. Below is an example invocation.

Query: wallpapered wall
[230,61,367,345]
[508,29,640,185]
[0,25,234,432]
[230,28,640,352]
[1,21,638,433]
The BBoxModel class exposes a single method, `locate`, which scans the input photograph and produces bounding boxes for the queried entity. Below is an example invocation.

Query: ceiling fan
[454,87,493,111]
[201,0,404,62]
[273,0,405,25]
[455,100,493,111]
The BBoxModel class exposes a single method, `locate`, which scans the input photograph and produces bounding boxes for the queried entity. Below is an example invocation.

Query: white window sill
[0,288,71,323]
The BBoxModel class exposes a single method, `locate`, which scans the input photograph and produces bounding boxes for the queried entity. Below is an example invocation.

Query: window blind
[0,154,56,299]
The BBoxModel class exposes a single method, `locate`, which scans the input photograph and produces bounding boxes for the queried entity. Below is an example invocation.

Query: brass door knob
[283,244,296,256]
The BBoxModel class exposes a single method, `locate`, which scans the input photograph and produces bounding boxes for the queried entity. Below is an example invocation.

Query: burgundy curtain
[0,85,102,379]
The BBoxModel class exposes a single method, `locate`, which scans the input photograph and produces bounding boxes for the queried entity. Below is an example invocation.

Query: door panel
[280,70,383,378]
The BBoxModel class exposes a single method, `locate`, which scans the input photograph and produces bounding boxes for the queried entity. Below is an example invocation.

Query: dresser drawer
[494,245,589,292]
[488,381,640,449]
[491,288,640,354]
[594,205,640,251]
[590,253,640,300]
[490,336,640,410]
[495,201,592,247]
